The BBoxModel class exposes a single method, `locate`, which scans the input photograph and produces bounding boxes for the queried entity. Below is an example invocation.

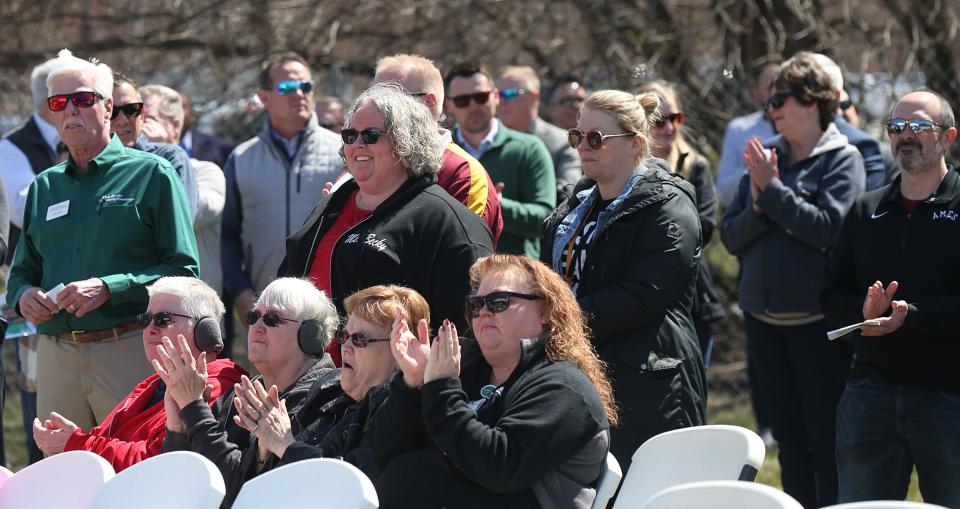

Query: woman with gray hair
[157,277,343,507]
[280,81,494,366]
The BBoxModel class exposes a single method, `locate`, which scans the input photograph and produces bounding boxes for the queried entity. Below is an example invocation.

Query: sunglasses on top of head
[465,291,542,318]
[337,330,390,348]
[47,91,103,112]
[341,128,384,145]
[244,310,299,327]
[275,80,314,95]
[651,112,684,128]
[449,91,493,108]
[137,311,192,328]
[764,90,794,111]
[567,129,635,150]
[111,102,144,120]
[885,118,946,135]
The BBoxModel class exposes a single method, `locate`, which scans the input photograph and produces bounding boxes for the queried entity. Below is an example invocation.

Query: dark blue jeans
[743,315,851,508]
[836,376,960,507]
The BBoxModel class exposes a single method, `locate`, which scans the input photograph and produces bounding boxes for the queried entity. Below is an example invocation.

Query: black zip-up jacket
[278,174,494,332]
[821,167,960,392]
[162,357,341,508]
[370,338,610,508]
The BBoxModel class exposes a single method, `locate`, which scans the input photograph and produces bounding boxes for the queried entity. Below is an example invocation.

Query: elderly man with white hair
[32,277,245,471]
[6,49,199,431]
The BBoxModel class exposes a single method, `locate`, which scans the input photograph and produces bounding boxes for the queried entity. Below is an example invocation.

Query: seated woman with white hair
[157,277,342,508]
[231,284,431,478]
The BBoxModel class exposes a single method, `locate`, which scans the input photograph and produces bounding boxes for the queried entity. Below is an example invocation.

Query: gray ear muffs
[193,317,224,354]
[297,319,326,355]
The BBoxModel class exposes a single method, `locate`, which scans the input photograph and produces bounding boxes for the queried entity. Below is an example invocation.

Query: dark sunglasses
[111,102,144,120]
[276,80,314,95]
[137,311,192,328]
[337,330,390,348]
[341,128,384,145]
[556,96,585,107]
[567,129,635,150]
[764,91,794,111]
[839,99,854,111]
[499,88,526,101]
[466,291,542,318]
[652,112,684,128]
[885,118,946,135]
[245,310,299,327]
[450,91,492,108]
[47,91,103,112]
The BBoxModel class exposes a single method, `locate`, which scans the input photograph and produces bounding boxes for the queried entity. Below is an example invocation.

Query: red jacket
[64,358,246,471]
[438,142,504,249]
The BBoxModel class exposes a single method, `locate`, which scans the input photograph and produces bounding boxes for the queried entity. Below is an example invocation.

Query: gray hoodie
[720,123,865,314]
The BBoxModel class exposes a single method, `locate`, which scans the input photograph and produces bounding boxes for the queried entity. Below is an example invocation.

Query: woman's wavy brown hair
[345,285,431,336]
[469,254,619,425]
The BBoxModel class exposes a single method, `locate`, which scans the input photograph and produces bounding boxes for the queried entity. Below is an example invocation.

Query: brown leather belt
[52,321,143,344]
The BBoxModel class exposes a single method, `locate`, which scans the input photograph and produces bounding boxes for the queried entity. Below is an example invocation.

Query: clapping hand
[391,307,431,388]
[33,412,79,457]
[744,137,779,213]
[151,335,210,410]
[861,281,907,336]
[232,375,294,459]
[423,320,461,384]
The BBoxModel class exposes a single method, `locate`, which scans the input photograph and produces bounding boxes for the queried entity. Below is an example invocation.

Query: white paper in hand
[45,283,66,304]
[826,319,882,341]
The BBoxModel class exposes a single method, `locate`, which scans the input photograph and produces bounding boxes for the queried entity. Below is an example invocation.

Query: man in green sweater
[445,62,555,257]
[6,49,198,431]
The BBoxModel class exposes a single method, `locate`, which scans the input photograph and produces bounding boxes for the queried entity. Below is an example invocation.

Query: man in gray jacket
[496,66,582,202]
[222,52,343,319]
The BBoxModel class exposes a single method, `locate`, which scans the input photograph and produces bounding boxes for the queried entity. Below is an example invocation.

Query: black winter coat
[541,164,707,425]
[278,174,494,333]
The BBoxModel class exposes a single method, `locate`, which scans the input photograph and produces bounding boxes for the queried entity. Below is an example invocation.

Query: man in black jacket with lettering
[821,90,960,507]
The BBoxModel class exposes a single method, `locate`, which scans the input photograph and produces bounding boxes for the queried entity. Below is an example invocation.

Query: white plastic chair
[0,466,12,490]
[613,424,765,509]
[641,480,803,509]
[92,451,225,509]
[592,453,623,509]
[0,450,115,509]
[232,458,378,509]
[823,502,950,509]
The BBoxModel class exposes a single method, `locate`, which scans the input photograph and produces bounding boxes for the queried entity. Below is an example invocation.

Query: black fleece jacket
[278,174,493,333]
[821,168,960,392]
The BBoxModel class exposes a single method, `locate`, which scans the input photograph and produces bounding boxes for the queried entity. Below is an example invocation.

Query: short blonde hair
[582,89,660,164]
[498,65,540,93]
[375,54,444,118]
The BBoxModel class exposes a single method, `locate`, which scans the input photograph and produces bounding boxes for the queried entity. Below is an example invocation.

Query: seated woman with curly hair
[371,253,617,509]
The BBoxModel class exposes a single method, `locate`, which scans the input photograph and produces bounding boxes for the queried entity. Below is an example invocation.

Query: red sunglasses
[47,91,103,112]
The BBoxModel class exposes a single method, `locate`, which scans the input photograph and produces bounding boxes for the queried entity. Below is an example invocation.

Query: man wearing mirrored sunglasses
[112,73,198,220]
[822,90,960,508]
[32,277,245,471]
[6,49,199,432]
[445,62,555,258]
[222,52,343,324]
[496,66,582,203]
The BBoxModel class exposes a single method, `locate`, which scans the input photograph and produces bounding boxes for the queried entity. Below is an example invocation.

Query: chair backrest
[613,424,765,509]
[641,480,803,509]
[91,451,225,509]
[823,502,950,509]
[592,453,623,509]
[232,458,378,509]
[0,450,115,509]
[0,466,12,491]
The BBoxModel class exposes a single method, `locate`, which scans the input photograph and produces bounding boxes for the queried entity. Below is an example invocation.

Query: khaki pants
[36,329,151,430]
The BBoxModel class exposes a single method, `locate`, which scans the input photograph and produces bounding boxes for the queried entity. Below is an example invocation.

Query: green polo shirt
[7,134,199,335]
